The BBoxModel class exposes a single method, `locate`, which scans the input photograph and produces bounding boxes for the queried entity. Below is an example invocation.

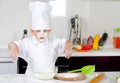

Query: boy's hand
[64,40,72,59]
[8,42,19,60]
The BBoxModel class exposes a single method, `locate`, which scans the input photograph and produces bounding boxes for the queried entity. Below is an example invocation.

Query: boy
[8,1,72,78]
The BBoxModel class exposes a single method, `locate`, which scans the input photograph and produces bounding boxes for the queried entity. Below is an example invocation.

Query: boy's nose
[39,30,44,35]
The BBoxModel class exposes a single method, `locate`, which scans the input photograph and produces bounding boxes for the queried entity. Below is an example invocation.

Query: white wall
[0,0,31,46]
[87,0,120,46]
[87,1,120,37]
[0,0,120,46]
[50,0,90,39]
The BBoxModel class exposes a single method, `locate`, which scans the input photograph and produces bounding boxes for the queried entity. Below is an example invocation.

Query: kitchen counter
[0,47,120,58]
[0,72,119,83]
[60,48,120,57]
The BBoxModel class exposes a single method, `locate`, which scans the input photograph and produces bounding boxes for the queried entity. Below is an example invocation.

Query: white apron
[24,41,58,78]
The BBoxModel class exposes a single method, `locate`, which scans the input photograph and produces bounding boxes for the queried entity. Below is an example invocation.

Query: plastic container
[113,27,120,48]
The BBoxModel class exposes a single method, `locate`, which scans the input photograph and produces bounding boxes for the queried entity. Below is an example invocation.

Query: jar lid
[116,27,120,32]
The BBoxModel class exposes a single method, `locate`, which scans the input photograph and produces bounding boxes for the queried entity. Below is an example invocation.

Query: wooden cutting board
[54,73,86,81]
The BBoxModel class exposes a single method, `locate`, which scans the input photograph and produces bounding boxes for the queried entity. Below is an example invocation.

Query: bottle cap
[116,27,120,32]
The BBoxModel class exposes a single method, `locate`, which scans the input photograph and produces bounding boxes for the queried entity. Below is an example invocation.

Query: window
[49,0,66,17]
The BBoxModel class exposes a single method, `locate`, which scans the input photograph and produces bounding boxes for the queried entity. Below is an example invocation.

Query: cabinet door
[0,61,17,74]
[17,57,27,74]
[70,56,120,71]
[56,56,120,72]
[55,57,71,72]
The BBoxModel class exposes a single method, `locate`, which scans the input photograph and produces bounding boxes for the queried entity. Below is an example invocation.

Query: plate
[54,73,86,81]
[75,49,90,52]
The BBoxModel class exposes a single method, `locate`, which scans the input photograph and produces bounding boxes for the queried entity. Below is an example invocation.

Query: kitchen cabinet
[18,56,120,73]
[0,58,17,74]
[56,48,120,72]
[17,57,27,74]
[18,48,120,73]
[56,56,120,72]
[0,48,17,74]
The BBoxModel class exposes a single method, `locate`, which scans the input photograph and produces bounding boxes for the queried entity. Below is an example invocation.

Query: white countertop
[60,48,120,57]
[0,47,120,58]
[0,72,119,83]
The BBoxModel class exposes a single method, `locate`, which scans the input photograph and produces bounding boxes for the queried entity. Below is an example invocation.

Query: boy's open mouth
[39,37,44,39]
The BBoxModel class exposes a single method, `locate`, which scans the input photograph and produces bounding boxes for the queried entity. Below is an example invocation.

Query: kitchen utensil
[22,29,28,39]
[89,73,105,83]
[69,15,81,45]
[68,65,95,75]
[34,71,57,80]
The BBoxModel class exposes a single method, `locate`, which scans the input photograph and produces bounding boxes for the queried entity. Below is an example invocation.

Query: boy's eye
[43,30,47,32]
[36,30,40,33]
[33,30,40,33]
[33,30,48,33]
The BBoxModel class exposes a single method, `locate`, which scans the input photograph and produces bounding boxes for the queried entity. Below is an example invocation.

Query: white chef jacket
[14,36,66,76]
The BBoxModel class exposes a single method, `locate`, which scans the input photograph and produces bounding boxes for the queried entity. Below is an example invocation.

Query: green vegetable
[68,65,95,75]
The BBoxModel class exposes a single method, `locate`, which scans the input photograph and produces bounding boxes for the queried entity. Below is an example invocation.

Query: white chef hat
[29,1,52,30]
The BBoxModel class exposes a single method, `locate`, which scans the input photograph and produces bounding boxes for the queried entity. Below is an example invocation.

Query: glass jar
[113,27,120,48]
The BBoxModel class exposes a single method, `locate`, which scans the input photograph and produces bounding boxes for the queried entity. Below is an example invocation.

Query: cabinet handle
[0,61,13,63]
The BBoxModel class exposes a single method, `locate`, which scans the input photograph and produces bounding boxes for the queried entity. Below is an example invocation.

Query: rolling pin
[89,73,105,83]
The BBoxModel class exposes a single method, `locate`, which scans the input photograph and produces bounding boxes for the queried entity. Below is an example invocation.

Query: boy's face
[31,29,51,42]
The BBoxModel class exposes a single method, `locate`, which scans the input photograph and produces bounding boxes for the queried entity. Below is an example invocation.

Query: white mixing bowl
[33,67,58,80]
